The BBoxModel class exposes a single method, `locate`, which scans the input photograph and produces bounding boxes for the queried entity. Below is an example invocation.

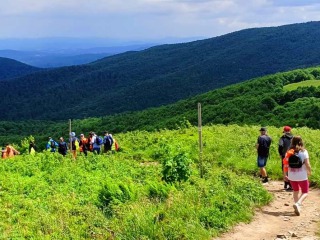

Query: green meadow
[0,125,319,239]
[283,79,320,92]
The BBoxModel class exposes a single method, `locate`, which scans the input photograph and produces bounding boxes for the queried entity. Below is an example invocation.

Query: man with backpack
[278,126,293,190]
[256,127,272,183]
[103,131,113,153]
[46,137,58,152]
[91,132,102,154]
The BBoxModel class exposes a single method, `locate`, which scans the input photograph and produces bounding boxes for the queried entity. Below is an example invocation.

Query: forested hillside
[1,21,320,120]
[1,66,320,148]
[0,57,41,80]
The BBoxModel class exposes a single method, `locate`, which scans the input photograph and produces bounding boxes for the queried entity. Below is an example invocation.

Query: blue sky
[1,0,320,40]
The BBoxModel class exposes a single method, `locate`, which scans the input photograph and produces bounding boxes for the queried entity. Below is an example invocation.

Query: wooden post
[69,119,72,151]
[198,103,203,178]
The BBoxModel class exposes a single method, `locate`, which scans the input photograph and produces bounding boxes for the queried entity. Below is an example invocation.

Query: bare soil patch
[214,181,320,240]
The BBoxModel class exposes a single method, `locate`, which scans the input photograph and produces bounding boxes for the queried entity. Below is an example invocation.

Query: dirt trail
[214,181,320,240]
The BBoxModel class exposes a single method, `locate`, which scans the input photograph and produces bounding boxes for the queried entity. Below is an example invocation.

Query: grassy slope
[0,125,319,238]
[283,79,320,91]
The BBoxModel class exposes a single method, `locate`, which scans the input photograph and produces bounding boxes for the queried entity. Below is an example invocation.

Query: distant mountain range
[0,37,201,67]
[1,21,320,121]
[0,44,155,68]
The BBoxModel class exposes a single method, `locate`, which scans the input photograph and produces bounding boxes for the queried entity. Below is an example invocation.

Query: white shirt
[288,149,309,181]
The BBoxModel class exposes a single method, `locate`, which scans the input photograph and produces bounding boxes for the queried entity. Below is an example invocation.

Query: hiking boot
[285,187,293,192]
[262,177,269,183]
[293,203,301,216]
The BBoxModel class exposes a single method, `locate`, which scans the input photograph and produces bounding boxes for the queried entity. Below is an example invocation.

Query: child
[283,136,311,216]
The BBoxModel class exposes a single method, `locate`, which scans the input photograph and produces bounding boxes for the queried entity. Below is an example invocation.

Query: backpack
[50,140,57,148]
[104,135,113,146]
[95,136,103,145]
[109,136,114,146]
[288,152,304,168]
[71,137,79,150]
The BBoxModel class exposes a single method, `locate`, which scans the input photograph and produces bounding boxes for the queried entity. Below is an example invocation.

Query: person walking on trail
[46,137,58,152]
[2,143,20,159]
[79,134,88,156]
[29,141,37,155]
[256,127,272,183]
[91,132,102,154]
[87,132,94,152]
[103,131,113,153]
[58,137,68,156]
[283,136,311,216]
[69,132,79,159]
[278,126,294,190]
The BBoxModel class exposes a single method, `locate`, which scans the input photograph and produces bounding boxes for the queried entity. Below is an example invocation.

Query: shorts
[290,180,309,193]
[257,155,268,167]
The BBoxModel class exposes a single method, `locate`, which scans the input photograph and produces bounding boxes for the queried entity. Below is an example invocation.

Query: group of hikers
[256,126,312,217]
[2,131,118,160]
[44,131,118,159]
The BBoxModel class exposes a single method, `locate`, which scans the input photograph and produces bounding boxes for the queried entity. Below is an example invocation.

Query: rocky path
[214,181,320,240]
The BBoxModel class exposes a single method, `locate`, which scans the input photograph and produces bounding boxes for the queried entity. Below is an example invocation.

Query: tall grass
[1,124,319,238]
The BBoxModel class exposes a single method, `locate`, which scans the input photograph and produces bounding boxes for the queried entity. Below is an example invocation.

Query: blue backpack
[95,136,103,145]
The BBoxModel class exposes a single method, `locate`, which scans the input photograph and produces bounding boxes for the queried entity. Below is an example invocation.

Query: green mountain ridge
[1,66,320,148]
[1,21,320,120]
[0,57,41,80]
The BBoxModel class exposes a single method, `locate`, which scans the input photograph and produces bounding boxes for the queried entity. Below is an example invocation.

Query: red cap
[283,126,292,132]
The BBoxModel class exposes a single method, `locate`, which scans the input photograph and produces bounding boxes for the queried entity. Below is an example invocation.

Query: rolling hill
[0,57,41,80]
[1,21,320,120]
[1,66,320,148]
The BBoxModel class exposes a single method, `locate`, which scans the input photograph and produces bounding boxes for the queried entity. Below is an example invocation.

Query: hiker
[2,143,20,159]
[79,133,88,156]
[278,126,294,190]
[92,132,102,154]
[69,132,79,159]
[103,131,113,153]
[46,137,58,152]
[29,141,37,155]
[256,127,272,183]
[87,132,94,152]
[283,136,311,216]
[58,137,68,156]
[112,135,120,152]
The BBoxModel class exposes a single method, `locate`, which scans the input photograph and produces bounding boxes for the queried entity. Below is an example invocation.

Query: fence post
[198,103,203,178]
[69,119,72,151]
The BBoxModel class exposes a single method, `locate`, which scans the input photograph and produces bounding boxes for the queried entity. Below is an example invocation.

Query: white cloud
[0,0,320,39]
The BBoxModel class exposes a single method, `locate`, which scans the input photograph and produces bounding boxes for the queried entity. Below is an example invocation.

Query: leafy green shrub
[162,152,192,184]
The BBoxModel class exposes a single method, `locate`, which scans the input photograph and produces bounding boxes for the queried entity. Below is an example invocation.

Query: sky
[1,0,320,41]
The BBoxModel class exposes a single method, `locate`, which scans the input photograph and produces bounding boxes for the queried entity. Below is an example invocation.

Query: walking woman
[283,136,312,216]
